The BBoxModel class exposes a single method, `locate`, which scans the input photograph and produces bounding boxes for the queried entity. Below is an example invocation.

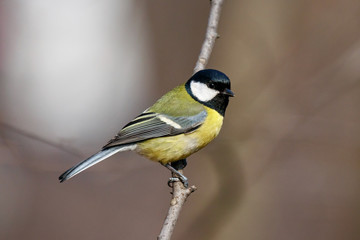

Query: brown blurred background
[1,0,360,239]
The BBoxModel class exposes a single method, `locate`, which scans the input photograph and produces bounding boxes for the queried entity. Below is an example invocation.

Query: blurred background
[1,0,360,239]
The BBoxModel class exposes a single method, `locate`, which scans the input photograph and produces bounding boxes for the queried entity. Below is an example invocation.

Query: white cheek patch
[190,81,219,102]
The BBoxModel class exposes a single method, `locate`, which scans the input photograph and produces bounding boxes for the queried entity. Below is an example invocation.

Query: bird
[59,69,234,187]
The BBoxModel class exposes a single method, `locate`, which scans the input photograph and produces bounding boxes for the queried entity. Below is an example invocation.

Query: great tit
[59,69,234,187]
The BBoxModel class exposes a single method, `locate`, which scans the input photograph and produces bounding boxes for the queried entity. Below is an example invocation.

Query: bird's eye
[208,83,215,88]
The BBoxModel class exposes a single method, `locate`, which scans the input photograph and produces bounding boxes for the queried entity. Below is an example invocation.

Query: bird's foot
[162,162,189,188]
[167,176,188,188]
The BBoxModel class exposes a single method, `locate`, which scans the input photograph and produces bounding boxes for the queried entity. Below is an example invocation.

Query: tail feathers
[59,144,136,182]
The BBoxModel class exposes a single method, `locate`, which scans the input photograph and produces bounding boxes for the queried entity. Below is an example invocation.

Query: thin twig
[158,1,225,239]
[194,0,225,73]
[0,122,82,158]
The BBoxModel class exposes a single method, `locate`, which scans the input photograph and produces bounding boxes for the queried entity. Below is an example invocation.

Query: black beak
[223,88,235,97]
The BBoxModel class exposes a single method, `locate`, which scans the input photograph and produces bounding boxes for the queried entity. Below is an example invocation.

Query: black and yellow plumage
[59,69,233,186]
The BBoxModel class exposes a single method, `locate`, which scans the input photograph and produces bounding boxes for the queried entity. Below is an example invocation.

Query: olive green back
[148,85,204,116]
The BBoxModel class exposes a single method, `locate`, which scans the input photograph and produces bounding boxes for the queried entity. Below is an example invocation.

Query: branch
[158,1,225,239]
[158,173,197,240]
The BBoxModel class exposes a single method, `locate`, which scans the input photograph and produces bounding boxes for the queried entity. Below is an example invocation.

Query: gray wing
[103,110,207,149]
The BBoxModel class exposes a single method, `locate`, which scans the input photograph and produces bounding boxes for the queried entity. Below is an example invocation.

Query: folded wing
[103,110,207,149]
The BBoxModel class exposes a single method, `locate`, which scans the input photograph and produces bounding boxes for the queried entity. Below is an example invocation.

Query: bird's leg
[169,159,188,187]
[161,160,188,188]
[171,159,187,170]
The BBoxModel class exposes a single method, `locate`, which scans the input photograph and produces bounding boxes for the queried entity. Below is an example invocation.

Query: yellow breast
[135,107,223,164]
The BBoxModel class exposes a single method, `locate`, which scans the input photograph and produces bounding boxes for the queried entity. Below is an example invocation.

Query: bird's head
[186,69,234,116]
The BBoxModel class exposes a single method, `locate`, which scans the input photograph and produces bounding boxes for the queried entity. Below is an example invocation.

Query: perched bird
[59,69,234,187]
